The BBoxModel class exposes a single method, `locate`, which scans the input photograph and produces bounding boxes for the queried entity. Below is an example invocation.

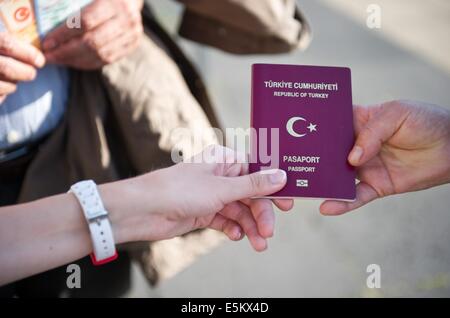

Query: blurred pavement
[126,0,450,297]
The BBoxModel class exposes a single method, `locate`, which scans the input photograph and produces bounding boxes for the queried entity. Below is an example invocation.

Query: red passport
[249,64,356,201]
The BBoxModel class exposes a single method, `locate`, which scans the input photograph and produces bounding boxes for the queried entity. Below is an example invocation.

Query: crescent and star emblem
[286,116,318,138]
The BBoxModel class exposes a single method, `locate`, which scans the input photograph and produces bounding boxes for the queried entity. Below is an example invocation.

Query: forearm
[0,192,92,285]
[0,181,143,286]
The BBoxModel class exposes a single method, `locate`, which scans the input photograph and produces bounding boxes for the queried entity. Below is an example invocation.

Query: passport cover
[249,64,356,201]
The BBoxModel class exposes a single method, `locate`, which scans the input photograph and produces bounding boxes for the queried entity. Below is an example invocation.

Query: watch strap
[70,180,118,266]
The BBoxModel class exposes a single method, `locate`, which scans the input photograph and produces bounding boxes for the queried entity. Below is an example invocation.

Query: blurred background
[127,0,450,297]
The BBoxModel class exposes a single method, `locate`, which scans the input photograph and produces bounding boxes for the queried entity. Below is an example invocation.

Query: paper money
[0,0,40,47]
[0,0,92,48]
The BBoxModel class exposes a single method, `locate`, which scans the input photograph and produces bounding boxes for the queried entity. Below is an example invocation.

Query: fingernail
[260,241,268,252]
[35,54,45,68]
[43,39,57,51]
[268,169,287,185]
[233,227,242,240]
[349,146,363,165]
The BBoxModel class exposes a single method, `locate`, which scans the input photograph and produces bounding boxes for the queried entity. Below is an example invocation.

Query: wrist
[98,174,164,244]
[97,180,138,244]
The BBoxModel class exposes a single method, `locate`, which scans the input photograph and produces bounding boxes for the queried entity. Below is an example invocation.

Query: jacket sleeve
[176,0,312,54]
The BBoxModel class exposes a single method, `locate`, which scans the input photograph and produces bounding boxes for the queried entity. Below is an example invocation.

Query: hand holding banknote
[0,32,45,103]
[42,0,144,70]
[321,100,450,215]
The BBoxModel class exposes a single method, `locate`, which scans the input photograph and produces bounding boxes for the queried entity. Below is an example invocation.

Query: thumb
[349,104,404,166]
[221,169,287,203]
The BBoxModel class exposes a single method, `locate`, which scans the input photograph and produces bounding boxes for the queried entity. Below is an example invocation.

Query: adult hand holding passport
[249,64,450,215]
[321,100,450,215]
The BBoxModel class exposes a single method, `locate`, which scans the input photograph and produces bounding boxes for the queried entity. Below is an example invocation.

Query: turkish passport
[249,64,356,201]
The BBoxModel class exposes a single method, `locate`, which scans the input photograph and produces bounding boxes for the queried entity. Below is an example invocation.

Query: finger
[208,215,244,241]
[241,198,294,213]
[273,199,294,212]
[80,16,131,53]
[320,182,379,216]
[248,199,275,238]
[348,104,408,166]
[46,20,142,69]
[186,145,248,172]
[221,169,287,203]
[0,34,45,68]
[220,202,268,252]
[0,81,17,95]
[47,35,138,70]
[93,21,143,63]
[44,37,87,66]
[42,0,117,51]
[0,56,37,82]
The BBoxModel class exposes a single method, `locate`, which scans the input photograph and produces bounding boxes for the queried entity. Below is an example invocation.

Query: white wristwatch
[70,180,118,266]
